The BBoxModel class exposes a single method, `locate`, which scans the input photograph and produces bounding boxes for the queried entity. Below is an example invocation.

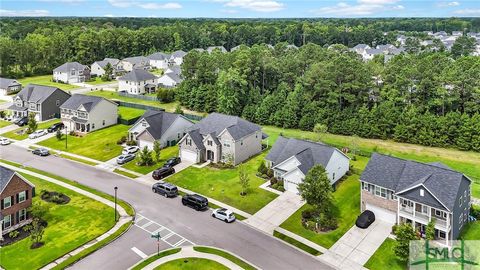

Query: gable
[274,156,301,172]
[129,118,149,133]
[1,172,35,195]
[398,185,448,211]
[137,129,155,142]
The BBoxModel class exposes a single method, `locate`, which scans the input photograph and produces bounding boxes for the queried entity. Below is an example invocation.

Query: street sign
[151,232,161,256]
[151,232,161,239]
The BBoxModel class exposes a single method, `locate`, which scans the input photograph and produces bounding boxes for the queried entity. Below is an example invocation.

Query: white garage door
[138,140,154,150]
[181,149,197,163]
[366,203,396,223]
[284,180,299,194]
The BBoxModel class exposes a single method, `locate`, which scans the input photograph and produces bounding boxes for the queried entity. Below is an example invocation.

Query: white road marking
[173,239,187,247]
[134,214,194,247]
[131,247,148,259]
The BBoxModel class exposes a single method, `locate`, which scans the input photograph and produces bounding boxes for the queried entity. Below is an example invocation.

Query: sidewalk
[0,123,17,134]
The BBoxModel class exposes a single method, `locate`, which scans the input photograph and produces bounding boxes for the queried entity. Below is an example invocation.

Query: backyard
[0,173,115,270]
[118,106,145,120]
[1,119,60,140]
[167,151,278,214]
[18,75,79,91]
[38,124,129,161]
[122,145,178,174]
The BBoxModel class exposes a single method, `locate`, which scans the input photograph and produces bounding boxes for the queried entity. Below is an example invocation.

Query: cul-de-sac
[0,3,479,270]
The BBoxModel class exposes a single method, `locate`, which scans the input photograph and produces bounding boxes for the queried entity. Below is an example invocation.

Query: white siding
[150,59,169,69]
[324,150,350,184]
[91,63,105,77]
[86,99,118,131]
[157,75,177,87]
[118,78,158,95]
[275,157,301,173]
[232,131,262,165]
[159,117,193,147]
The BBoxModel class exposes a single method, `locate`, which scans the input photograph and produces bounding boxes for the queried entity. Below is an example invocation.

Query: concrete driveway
[320,220,393,270]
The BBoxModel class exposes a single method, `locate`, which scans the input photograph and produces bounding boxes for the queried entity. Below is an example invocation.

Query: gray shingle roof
[118,69,157,82]
[187,129,205,150]
[13,84,64,103]
[165,65,181,76]
[54,62,88,73]
[60,94,112,112]
[161,73,182,84]
[134,110,190,140]
[188,112,261,141]
[122,56,149,66]
[365,48,384,55]
[148,52,170,61]
[0,165,15,193]
[171,50,187,58]
[93,58,120,68]
[353,44,370,50]
[0,78,20,89]
[361,153,470,211]
[207,46,227,53]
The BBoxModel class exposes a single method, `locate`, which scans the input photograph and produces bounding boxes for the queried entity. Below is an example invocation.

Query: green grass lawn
[122,146,178,174]
[2,119,60,140]
[460,221,480,240]
[364,238,406,270]
[279,174,360,249]
[39,124,129,161]
[118,106,145,120]
[150,68,164,76]
[0,172,115,270]
[18,75,79,91]
[86,77,113,85]
[193,246,257,270]
[167,151,278,214]
[0,119,12,128]
[131,248,181,270]
[154,258,228,270]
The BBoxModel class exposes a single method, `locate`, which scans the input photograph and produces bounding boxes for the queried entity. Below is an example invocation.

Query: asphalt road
[0,145,335,270]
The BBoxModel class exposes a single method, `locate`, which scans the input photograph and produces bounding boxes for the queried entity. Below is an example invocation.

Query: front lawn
[364,238,406,270]
[122,146,178,174]
[167,151,278,214]
[2,119,60,140]
[0,120,12,128]
[86,77,112,85]
[118,106,145,120]
[154,258,228,270]
[39,124,129,161]
[0,173,115,270]
[279,174,360,249]
[460,221,480,240]
[18,75,79,91]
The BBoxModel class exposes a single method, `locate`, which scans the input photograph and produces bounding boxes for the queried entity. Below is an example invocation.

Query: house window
[187,139,192,146]
[380,188,386,198]
[223,143,230,147]
[207,140,212,146]
[56,100,60,106]
[142,122,147,127]
[420,189,424,197]
[459,196,462,207]
[3,215,11,228]
[459,215,463,226]
[103,120,105,126]
[18,191,26,203]
[241,140,243,146]
[3,197,11,208]
[92,123,95,129]
[435,210,441,217]
[19,209,27,222]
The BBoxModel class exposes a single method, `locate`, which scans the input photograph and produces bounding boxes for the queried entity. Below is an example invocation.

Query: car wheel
[182,201,187,206]
[212,213,215,217]
[152,188,156,193]
[224,218,228,223]
[164,193,168,198]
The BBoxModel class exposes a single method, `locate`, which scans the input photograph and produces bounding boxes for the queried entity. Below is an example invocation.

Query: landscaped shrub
[269,177,277,185]
[470,205,480,219]
[40,190,70,204]
[116,136,127,145]
[8,230,19,239]
[126,140,137,146]
[257,161,267,175]
[266,168,274,178]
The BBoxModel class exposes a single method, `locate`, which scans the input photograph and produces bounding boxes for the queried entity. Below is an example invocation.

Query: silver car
[212,208,236,223]
[116,153,135,165]
[0,137,11,145]
[28,129,48,139]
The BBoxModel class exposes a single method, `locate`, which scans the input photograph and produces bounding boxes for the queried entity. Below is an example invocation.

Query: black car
[15,117,28,126]
[32,148,50,156]
[355,210,375,229]
[152,182,178,198]
[182,194,208,211]
[163,157,181,168]
[152,167,175,180]
[47,122,65,133]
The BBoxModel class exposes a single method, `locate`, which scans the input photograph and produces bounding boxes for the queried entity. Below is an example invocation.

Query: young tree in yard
[101,63,113,81]
[349,135,360,157]
[138,146,154,166]
[298,165,333,212]
[29,201,47,220]
[153,141,161,162]
[394,223,418,262]
[313,123,328,141]
[26,112,37,134]
[425,219,435,240]
[238,163,250,196]
[29,218,45,249]
[174,104,184,115]
[56,129,63,140]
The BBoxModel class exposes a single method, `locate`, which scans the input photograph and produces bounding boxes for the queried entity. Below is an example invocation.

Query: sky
[0,0,479,18]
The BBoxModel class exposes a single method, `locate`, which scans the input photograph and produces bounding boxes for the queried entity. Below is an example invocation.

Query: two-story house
[360,153,471,246]
[60,94,118,133]
[265,136,350,194]
[8,84,71,121]
[53,62,91,84]
[0,78,22,96]
[121,56,150,72]
[1,166,35,240]
[178,113,264,165]
[128,110,194,150]
[90,58,124,78]
[148,52,170,70]
[168,50,187,66]
[118,69,158,95]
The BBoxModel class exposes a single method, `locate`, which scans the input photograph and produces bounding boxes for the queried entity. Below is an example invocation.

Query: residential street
[0,144,335,270]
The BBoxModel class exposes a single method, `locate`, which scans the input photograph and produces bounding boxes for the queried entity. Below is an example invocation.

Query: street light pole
[114,186,118,222]
[65,125,68,150]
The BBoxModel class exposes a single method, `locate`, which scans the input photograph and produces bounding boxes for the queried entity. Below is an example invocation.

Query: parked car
[0,137,11,145]
[163,157,181,168]
[212,208,236,223]
[152,181,178,198]
[15,117,28,126]
[355,210,375,229]
[182,194,208,211]
[32,148,50,156]
[28,129,48,139]
[152,167,175,180]
[47,122,64,133]
[116,154,135,165]
[122,146,140,155]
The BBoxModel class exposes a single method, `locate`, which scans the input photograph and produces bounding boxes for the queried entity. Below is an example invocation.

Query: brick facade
[361,190,397,213]
[1,174,34,235]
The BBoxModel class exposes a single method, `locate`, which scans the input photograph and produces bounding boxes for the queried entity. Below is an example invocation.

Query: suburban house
[351,44,371,54]
[53,62,91,83]
[169,50,187,66]
[207,46,227,53]
[178,112,263,165]
[148,52,170,70]
[265,136,350,193]
[8,84,71,121]
[165,65,181,76]
[0,166,35,240]
[0,78,21,96]
[360,153,471,246]
[60,94,118,133]
[121,56,150,72]
[128,110,194,150]
[90,58,123,78]
[158,72,182,88]
[118,69,158,95]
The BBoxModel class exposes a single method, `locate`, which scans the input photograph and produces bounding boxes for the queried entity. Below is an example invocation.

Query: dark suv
[163,157,181,168]
[15,117,28,126]
[47,122,65,133]
[152,167,175,180]
[182,194,208,211]
[152,182,178,198]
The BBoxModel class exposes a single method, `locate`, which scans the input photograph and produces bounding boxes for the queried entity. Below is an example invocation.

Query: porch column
[428,207,431,222]
[412,202,416,230]
[397,199,400,225]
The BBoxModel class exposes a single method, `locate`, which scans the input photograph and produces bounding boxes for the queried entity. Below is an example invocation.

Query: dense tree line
[177,44,480,151]
[1,17,479,77]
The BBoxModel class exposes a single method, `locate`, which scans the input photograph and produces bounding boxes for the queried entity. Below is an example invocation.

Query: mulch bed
[0,220,48,247]
[41,190,71,204]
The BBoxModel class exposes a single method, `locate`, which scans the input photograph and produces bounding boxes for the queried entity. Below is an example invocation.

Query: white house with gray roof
[8,84,71,121]
[0,78,21,96]
[148,52,170,70]
[118,69,158,95]
[360,153,471,245]
[158,72,182,88]
[60,94,118,133]
[265,136,350,194]
[178,112,264,165]
[90,58,123,78]
[128,110,194,150]
[121,56,150,72]
[53,62,91,83]
[169,50,187,66]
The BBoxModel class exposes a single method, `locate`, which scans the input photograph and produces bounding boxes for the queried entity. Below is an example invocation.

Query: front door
[207,150,214,161]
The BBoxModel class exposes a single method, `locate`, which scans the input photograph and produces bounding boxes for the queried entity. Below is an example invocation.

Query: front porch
[65,118,91,134]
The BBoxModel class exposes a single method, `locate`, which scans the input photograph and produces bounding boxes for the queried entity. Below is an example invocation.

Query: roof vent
[420,189,424,197]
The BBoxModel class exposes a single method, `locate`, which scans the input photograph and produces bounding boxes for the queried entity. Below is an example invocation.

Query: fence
[118,91,159,101]
[114,101,165,112]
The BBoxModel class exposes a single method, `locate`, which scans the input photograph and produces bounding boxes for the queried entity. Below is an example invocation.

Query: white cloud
[108,0,182,10]
[0,9,50,16]
[104,14,115,17]
[453,9,480,15]
[224,0,285,12]
[312,0,404,16]
[438,1,460,7]
[138,2,182,9]
[107,0,135,8]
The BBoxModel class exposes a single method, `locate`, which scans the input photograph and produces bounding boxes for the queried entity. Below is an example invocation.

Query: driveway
[319,220,393,270]
[244,191,304,234]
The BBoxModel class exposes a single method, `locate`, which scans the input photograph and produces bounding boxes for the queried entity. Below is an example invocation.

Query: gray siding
[40,90,71,121]
[399,186,447,211]
[452,178,471,239]
[232,131,262,165]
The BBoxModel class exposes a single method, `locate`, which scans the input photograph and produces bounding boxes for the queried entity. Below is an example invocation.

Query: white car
[122,146,140,155]
[28,129,48,139]
[0,137,11,145]
[211,208,236,223]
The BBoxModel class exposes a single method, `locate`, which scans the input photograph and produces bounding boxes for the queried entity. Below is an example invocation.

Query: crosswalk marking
[134,214,194,248]
[131,247,148,259]
[173,239,187,247]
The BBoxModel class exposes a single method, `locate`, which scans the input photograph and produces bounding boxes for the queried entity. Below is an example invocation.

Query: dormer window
[207,140,212,146]
[420,189,424,197]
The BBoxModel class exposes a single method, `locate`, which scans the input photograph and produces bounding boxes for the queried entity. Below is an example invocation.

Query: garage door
[284,180,299,194]
[138,140,154,150]
[366,203,396,223]
[180,149,197,163]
